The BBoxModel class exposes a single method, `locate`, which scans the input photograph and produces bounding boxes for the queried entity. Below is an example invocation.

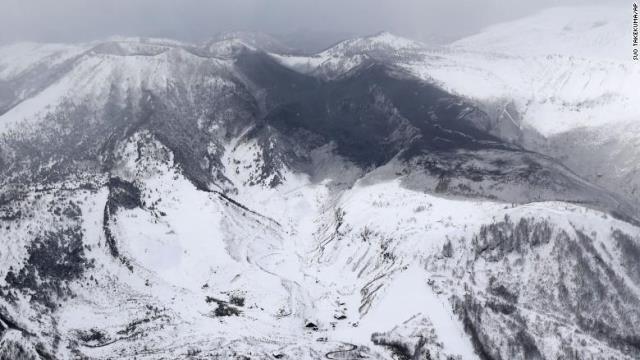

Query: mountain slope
[3,135,640,359]
[451,6,629,61]
[407,6,640,211]
[271,5,640,213]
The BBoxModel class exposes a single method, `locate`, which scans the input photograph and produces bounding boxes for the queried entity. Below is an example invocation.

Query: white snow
[0,42,88,80]
[0,43,232,135]
[267,6,640,137]
[451,6,630,61]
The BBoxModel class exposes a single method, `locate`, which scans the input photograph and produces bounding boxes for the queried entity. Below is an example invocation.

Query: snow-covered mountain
[430,5,640,215]
[272,5,640,209]
[1,6,640,360]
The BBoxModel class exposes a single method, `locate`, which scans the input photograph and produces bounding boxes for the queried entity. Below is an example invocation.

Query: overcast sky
[0,0,625,47]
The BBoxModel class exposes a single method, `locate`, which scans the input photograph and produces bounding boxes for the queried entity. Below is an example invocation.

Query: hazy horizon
[0,0,626,49]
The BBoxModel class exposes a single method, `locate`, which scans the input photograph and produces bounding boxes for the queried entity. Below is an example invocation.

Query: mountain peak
[325,31,424,56]
[205,31,292,54]
[364,31,423,49]
[205,38,256,58]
